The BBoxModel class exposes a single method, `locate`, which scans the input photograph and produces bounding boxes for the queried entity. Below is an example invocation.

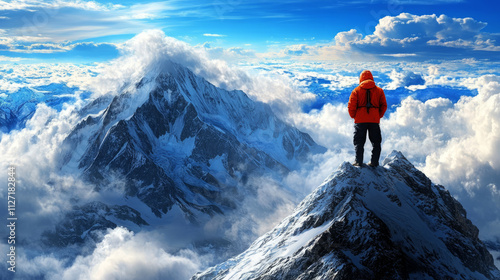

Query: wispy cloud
[0,55,23,61]
[203,33,226,37]
[0,0,124,11]
[1,41,118,54]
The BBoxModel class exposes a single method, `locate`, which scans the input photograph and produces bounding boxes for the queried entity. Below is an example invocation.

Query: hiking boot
[367,162,379,167]
[352,162,362,167]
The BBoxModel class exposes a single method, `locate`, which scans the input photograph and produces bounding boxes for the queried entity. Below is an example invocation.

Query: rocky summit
[193,151,500,280]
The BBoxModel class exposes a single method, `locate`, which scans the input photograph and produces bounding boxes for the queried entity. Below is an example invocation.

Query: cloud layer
[5,227,206,280]
[1,30,500,278]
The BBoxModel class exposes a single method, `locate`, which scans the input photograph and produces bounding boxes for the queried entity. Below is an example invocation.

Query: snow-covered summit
[49,60,323,247]
[193,151,500,280]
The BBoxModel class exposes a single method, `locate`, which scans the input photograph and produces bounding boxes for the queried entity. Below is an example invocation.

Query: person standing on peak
[348,70,387,167]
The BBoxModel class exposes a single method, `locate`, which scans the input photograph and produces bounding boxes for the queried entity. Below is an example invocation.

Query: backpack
[365,89,372,113]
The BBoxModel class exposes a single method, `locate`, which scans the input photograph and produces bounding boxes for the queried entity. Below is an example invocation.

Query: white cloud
[203,33,226,37]
[124,2,174,20]
[279,44,313,56]
[0,103,106,252]
[60,228,203,280]
[334,29,362,46]
[11,227,206,280]
[376,74,500,240]
[92,29,314,119]
[0,0,123,11]
[288,103,353,149]
[373,13,485,41]
[386,69,425,90]
[422,75,500,183]
[362,13,499,58]
[0,55,23,61]
[0,2,147,44]
[0,63,100,93]
[270,13,500,61]
[200,43,257,62]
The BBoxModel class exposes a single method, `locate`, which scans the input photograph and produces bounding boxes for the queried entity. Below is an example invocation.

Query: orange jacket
[348,70,387,123]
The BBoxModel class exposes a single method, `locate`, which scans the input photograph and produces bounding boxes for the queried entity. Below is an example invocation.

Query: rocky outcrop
[193,151,500,280]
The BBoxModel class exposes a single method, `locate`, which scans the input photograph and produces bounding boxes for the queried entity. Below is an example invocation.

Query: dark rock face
[51,61,324,246]
[193,151,500,280]
[0,107,17,133]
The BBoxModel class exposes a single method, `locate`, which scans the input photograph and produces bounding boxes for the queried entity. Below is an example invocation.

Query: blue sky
[0,0,499,63]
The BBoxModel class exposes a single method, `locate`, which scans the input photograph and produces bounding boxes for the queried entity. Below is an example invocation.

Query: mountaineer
[348,70,388,167]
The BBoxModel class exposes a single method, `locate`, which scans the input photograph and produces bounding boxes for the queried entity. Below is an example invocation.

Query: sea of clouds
[1,29,500,278]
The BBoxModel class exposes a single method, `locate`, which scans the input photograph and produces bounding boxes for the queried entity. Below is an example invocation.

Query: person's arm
[348,89,358,119]
[379,89,387,118]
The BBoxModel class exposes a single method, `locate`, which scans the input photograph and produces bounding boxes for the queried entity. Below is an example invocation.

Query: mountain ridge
[193,151,500,280]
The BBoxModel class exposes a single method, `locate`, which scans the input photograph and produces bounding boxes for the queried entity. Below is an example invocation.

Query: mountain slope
[49,61,324,246]
[193,151,500,280]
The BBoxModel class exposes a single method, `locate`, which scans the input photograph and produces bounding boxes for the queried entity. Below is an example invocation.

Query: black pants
[354,123,382,164]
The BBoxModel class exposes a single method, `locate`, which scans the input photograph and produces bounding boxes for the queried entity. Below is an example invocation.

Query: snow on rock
[193,151,500,280]
[50,60,324,247]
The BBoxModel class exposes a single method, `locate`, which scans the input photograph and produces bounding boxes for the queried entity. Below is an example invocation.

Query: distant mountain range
[0,83,88,133]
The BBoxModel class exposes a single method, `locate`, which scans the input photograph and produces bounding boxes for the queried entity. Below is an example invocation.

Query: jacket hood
[359,70,376,89]
[359,70,373,83]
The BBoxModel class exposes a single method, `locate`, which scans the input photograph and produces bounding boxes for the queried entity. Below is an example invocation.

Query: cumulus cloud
[60,228,203,280]
[275,13,500,61]
[0,102,99,241]
[386,69,426,90]
[288,103,353,149]
[378,75,500,240]
[357,13,499,59]
[334,29,363,46]
[423,76,500,181]
[9,227,206,280]
[92,29,314,119]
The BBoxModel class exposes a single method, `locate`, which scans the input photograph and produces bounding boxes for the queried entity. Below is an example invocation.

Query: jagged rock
[193,151,500,280]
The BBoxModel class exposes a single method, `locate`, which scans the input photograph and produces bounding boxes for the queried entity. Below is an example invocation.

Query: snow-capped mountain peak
[49,60,324,248]
[193,151,500,280]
